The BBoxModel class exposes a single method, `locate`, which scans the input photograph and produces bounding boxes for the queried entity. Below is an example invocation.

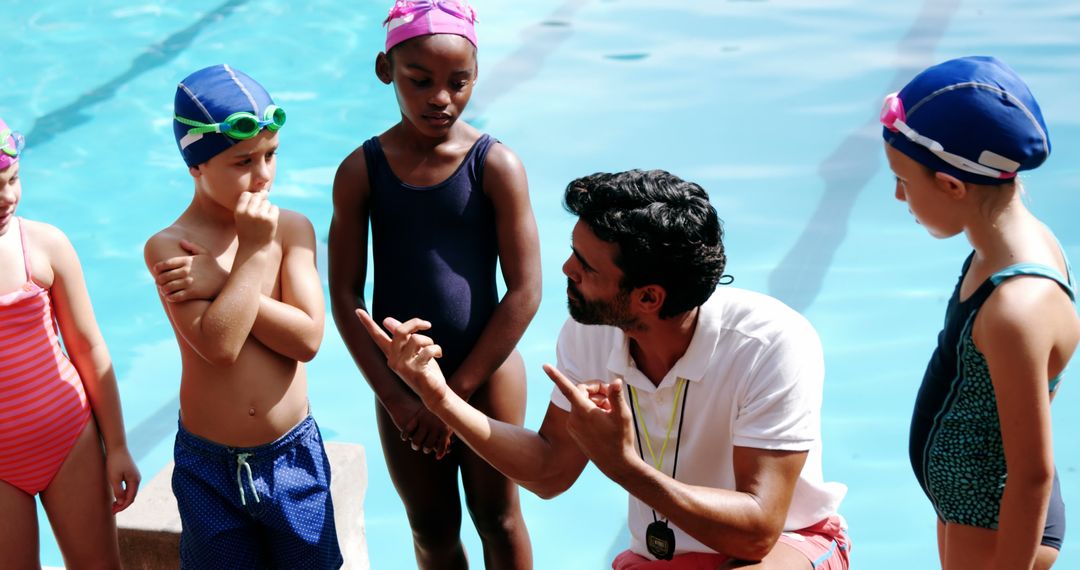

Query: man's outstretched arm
[357,310,589,497]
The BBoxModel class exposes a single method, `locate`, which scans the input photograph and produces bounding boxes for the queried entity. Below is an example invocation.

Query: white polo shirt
[550,287,846,558]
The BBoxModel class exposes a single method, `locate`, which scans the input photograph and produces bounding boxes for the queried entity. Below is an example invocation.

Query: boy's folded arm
[144,234,267,365]
[248,211,325,362]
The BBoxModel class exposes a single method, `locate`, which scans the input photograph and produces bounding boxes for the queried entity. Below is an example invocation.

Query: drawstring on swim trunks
[236,453,261,506]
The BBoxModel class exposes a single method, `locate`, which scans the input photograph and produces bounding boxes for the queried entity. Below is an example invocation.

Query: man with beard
[357,170,850,569]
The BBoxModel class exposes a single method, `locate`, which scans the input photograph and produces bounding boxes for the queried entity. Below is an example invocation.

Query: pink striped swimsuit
[0,218,91,495]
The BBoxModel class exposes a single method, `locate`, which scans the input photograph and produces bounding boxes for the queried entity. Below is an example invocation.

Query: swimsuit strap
[1046,231,1077,294]
[16,217,32,282]
[1049,374,1063,393]
[364,134,493,191]
[987,259,1075,393]
[989,263,1075,302]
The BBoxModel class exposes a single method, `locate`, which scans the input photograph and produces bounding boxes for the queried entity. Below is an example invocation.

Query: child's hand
[106,447,141,514]
[385,396,424,435]
[234,191,278,249]
[152,239,229,302]
[384,399,451,458]
[403,408,454,459]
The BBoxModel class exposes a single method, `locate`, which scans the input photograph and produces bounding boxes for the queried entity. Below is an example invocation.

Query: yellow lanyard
[629,378,687,471]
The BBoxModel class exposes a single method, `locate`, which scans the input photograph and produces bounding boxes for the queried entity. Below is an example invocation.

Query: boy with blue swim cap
[172,64,287,168]
[145,64,343,569]
[882,56,1077,569]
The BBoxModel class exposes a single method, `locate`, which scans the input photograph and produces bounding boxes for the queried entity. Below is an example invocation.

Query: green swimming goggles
[1,128,25,157]
[174,105,286,141]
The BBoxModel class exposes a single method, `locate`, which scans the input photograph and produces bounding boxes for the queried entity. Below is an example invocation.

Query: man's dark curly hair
[564,169,726,319]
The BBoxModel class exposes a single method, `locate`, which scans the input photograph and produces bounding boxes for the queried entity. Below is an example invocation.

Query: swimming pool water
[5,1,1080,568]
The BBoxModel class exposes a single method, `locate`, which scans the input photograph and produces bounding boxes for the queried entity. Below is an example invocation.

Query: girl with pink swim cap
[0,117,141,566]
[329,1,541,568]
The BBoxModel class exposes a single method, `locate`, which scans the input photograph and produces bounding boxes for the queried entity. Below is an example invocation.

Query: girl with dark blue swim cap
[882,56,1079,569]
[328,2,541,568]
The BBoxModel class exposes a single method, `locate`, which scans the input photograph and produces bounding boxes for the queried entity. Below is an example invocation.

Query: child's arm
[43,222,141,513]
[328,149,430,434]
[148,213,323,363]
[143,192,277,366]
[444,143,541,400]
[978,278,1063,569]
[245,210,324,362]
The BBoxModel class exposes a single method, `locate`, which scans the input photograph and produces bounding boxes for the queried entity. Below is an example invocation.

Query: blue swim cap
[173,64,277,167]
[881,56,1050,185]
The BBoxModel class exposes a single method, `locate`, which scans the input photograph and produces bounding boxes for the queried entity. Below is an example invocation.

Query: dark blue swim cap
[882,56,1050,185]
[173,64,277,167]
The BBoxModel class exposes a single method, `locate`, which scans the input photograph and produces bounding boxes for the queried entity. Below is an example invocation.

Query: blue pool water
[4,1,1080,568]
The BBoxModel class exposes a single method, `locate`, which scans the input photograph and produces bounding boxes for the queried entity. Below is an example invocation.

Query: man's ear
[375,52,393,85]
[188,165,202,179]
[934,171,968,200]
[634,285,666,316]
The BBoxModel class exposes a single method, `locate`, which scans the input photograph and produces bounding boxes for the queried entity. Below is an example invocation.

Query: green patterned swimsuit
[909,253,1074,549]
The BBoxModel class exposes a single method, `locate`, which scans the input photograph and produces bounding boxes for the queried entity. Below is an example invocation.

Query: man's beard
[567,280,640,330]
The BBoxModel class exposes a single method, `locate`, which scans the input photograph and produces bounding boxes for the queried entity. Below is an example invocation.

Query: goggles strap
[175,105,285,149]
[894,117,1014,179]
[884,106,1017,180]
[175,115,222,134]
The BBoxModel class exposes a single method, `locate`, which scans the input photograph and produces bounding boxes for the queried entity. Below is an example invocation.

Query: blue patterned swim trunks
[172,415,343,569]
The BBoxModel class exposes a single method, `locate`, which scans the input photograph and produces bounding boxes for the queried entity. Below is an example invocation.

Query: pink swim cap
[0,117,25,171]
[384,0,478,52]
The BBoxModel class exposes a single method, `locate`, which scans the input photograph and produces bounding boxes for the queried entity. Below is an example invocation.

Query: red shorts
[612,515,849,570]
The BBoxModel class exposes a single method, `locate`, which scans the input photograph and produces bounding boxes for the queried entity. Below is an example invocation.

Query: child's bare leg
[936,519,946,566]
[943,523,998,569]
[942,522,1058,570]
[1035,546,1059,570]
[461,351,532,570]
[0,479,39,570]
[39,418,121,569]
[376,402,468,569]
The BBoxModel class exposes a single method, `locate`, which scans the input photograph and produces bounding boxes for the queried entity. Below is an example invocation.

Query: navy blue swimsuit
[364,134,499,375]
[910,252,1075,549]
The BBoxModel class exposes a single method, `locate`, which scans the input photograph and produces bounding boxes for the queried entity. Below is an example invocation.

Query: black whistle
[645,520,676,561]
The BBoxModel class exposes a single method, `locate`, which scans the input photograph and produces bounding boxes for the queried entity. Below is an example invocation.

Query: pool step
[116,442,370,569]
